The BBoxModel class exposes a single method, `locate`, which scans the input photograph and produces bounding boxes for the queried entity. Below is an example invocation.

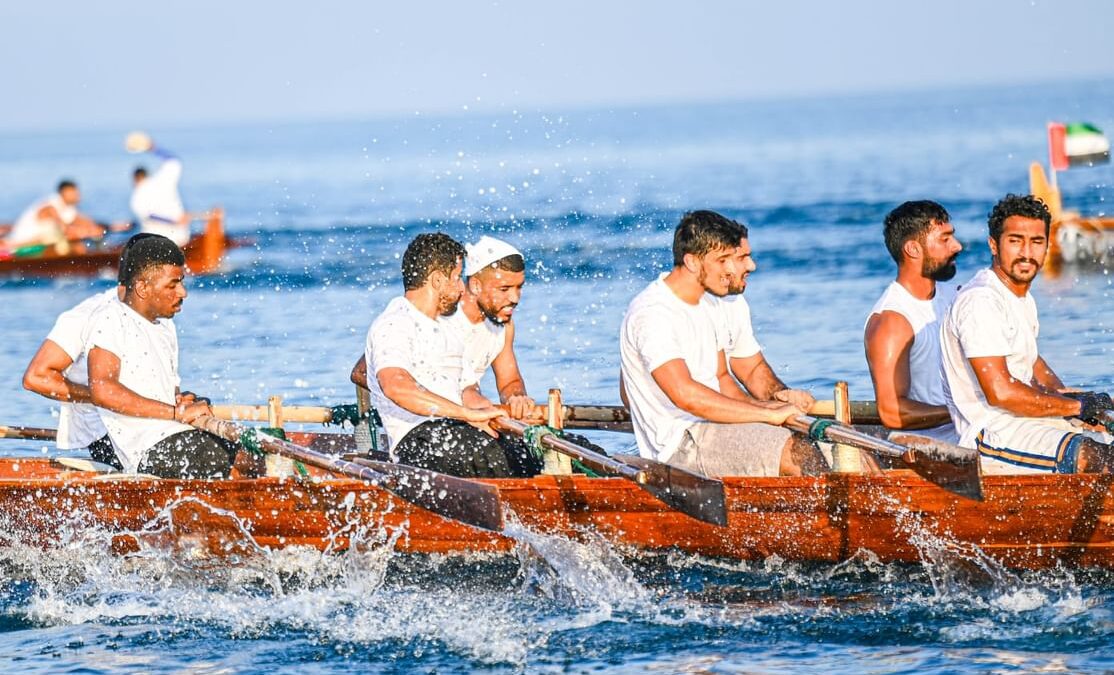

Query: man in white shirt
[87,235,234,477]
[864,200,963,442]
[717,227,816,415]
[4,181,107,252]
[130,135,198,247]
[363,233,509,478]
[941,194,1113,474]
[619,210,826,478]
[21,234,162,469]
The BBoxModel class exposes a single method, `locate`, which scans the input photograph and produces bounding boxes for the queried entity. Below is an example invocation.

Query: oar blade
[889,433,983,501]
[347,457,505,532]
[613,455,728,526]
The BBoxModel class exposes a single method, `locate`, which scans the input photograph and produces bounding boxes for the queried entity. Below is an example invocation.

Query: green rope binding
[807,418,836,442]
[328,404,383,428]
[239,427,308,476]
[523,424,562,461]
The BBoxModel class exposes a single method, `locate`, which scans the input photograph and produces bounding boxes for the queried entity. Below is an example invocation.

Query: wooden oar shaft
[784,415,908,459]
[211,404,333,424]
[195,415,387,482]
[0,424,57,441]
[563,401,887,426]
[493,417,646,483]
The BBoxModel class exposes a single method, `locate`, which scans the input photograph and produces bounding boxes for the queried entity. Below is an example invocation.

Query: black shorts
[394,419,515,478]
[88,434,123,470]
[137,430,239,479]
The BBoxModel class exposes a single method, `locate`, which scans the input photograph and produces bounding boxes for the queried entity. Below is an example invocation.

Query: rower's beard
[479,302,514,325]
[924,255,958,282]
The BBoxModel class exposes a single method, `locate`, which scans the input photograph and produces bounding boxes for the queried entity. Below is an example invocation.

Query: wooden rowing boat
[0,212,234,277]
[2,432,1111,570]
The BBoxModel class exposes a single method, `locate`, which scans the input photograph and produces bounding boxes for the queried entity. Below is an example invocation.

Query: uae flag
[1048,122,1110,170]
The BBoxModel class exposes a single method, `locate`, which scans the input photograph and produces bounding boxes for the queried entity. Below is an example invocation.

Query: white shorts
[975,417,1113,475]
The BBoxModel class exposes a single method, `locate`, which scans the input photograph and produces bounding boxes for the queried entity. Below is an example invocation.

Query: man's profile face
[691,245,737,297]
[436,259,465,317]
[919,220,963,281]
[471,266,526,325]
[60,186,80,206]
[139,264,188,319]
[726,238,757,295]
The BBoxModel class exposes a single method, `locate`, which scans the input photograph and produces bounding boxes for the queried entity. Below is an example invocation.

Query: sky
[3,0,1114,132]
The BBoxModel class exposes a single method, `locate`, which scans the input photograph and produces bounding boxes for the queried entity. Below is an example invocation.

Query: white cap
[464,236,522,277]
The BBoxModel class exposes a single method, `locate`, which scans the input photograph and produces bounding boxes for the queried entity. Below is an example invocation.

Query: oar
[492,416,727,526]
[562,401,894,429]
[192,415,505,532]
[0,424,56,441]
[783,415,983,500]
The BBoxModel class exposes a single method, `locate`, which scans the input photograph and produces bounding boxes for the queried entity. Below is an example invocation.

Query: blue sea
[1,79,1113,673]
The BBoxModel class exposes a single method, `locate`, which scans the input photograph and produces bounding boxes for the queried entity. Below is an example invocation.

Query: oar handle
[0,424,57,441]
[493,417,646,483]
[211,404,334,424]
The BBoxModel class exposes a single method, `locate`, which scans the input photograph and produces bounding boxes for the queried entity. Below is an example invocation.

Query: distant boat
[1029,121,1113,272]
[0,211,235,278]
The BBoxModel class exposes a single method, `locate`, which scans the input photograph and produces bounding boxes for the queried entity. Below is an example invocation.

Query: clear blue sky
[3,0,1113,132]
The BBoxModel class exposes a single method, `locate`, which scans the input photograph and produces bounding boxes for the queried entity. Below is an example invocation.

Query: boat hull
[1,457,1112,569]
[0,212,231,277]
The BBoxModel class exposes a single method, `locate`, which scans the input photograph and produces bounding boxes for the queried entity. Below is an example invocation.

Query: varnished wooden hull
[1,455,1112,570]
[0,213,232,277]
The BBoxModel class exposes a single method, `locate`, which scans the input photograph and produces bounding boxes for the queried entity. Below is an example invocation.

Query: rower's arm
[652,358,802,426]
[22,340,89,403]
[350,355,369,390]
[88,346,187,421]
[728,351,787,400]
[717,351,752,401]
[491,320,527,401]
[1031,355,1066,394]
[968,355,1081,418]
[864,310,951,429]
[376,366,499,423]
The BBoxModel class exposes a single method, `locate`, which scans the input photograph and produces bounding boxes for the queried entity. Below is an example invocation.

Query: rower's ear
[987,235,999,259]
[902,238,922,261]
[681,252,701,274]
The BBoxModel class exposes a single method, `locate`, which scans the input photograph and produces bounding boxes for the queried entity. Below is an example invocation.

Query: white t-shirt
[941,268,1040,447]
[444,307,507,388]
[364,296,479,455]
[131,159,188,246]
[87,299,192,472]
[44,289,117,449]
[620,274,723,462]
[867,281,957,407]
[6,194,77,246]
[713,293,762,359]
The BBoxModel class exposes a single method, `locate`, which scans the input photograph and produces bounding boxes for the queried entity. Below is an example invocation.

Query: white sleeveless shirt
[867,281,957,407]
[7,194,78,246]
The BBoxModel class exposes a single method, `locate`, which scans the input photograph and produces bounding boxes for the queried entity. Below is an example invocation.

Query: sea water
[0,79,1112,672]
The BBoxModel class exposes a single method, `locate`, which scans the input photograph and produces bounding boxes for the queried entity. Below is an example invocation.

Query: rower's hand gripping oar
[192,415,505,532]
[492,416,728,526]
[785,415,983,500]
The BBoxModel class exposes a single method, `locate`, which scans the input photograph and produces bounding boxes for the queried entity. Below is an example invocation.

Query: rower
[619,210,827,478]
[3,180,108,253]
[941,194,1114,473]
[864,200,963,442]
[716,225,816,415]
[21,234,162,469]
[362,232,509,478]
[129,132,201,247]
[87,235,236,478]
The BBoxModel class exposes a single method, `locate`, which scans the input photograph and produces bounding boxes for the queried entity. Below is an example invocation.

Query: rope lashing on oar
[239,427,308,477]
[807,418,837,442]
[519,423,601,476]
[326,404,382,428]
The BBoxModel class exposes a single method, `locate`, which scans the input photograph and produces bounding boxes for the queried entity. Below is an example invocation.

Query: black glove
[1064,391,1114,425]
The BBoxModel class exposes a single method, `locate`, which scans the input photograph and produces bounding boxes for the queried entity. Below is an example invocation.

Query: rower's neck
[663,267,704,305]
[991,263,1030,297]
[894,267,937,301]
[122,292,160,323]
[459,291,484,324]
[404,287,441,320]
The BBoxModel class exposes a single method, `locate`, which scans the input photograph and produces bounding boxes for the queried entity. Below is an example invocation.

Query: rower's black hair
[672,210,748,267]
[117,233,163,284]
[401,233,465,290]
[134,166,148,180]
[883,200,950,264]
[473,253,525,277]
[119,234,185,288]
[987,194,1052,241]
[57,179,77,193]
